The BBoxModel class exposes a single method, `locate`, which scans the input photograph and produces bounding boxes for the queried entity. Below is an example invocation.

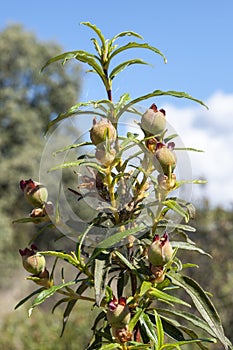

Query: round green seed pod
[155,145,176,175]
[90,118,117,145]
[148,234,173,266]
[22,253,46,275]
[107,304,131,328]
[141,105,166,136]
[20,179,48,207]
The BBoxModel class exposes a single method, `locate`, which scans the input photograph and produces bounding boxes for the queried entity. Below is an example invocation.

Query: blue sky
[1,0,233,207]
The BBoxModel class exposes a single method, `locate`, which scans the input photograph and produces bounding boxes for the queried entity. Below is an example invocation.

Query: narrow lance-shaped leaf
[108,30,144,47]
[109,42,167,63]
[117,90,208,120]
[157,307,217,339]
[148,287,191,308]
[94,255,110,306]
[109,59,150,80]
[81,21,106,48]
[162,199,190,223]
[96,225,146,250]
[168,272,231,350]
[41,50,99,71]
[14,288,44,310]
[171,241,212,258]
[140,312,158,344]
[28,281,76,316]
[48,160,106,175]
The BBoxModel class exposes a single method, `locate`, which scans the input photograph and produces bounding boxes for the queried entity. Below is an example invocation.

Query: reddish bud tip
[149,104,158,112]
[159,108,166,116]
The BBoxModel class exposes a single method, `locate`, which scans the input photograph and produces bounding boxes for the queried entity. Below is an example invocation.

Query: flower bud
[90,117,117,146]
[155,142,176,176]
[157,173,176,192]
[112,325,132,343]
[19,245,46,275]
[20,179,48,207]
[150,265,166,283]
[141,104,166,136]
[34,268,52,288]
[148,233,173,267]
[107,297,131,328]
[95,147,116,167]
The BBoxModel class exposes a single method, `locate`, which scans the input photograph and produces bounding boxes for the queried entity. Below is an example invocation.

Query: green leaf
[171,241,212,259]
[114,250,137,271]
[108,30,144,47]
[45,104,106,132]
[109,59,149,80]
[169,272,231,350]
[139,281,153,297]
[128,308,144,332]
[99,344,121,350]
[175,147,204,152]
[148,287,191,308]
[140,312,158,344]
[162,200,189,223]
[161,338,216,349]
[157,308,216,338]
[95,225,146,250]
[12,217,50,224]
[157,222,196,232]
[94,255,110,306]
[41,50,99,71]
[53,141,92,155]
[159,318,185,342]
[48,159,105,175]
[29,281,76,316]
[39,250,80,268]
[171,241,212,258]
[81,22,106,48]
[91,37,102,56]
[117,90,208,120]
[110,42,167,63]
[154,310,164,348]
[128,342,151,349]
[14,288,44,310]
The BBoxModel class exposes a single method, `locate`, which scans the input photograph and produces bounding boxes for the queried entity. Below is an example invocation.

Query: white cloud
[165,91,233,208]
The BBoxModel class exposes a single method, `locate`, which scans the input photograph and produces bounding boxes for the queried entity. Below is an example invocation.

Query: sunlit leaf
[109,59,149,80]
[148,287,191,307]
[117,90,208,120]
[162,199,189,223]
[95,225,146,249]
[28,281,76,316]
[48,160,105,174]
[41,50,99,71]
[128,308,144,332]
[171,241,212,258]
[81,22,106,47]
[154,310,164,348]
[108,30,144,48]
[140,312,158,344]
[110,42,167,63]
[39,250,80,268]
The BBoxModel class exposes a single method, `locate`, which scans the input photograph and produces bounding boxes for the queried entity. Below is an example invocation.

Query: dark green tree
[0,24,81,284]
